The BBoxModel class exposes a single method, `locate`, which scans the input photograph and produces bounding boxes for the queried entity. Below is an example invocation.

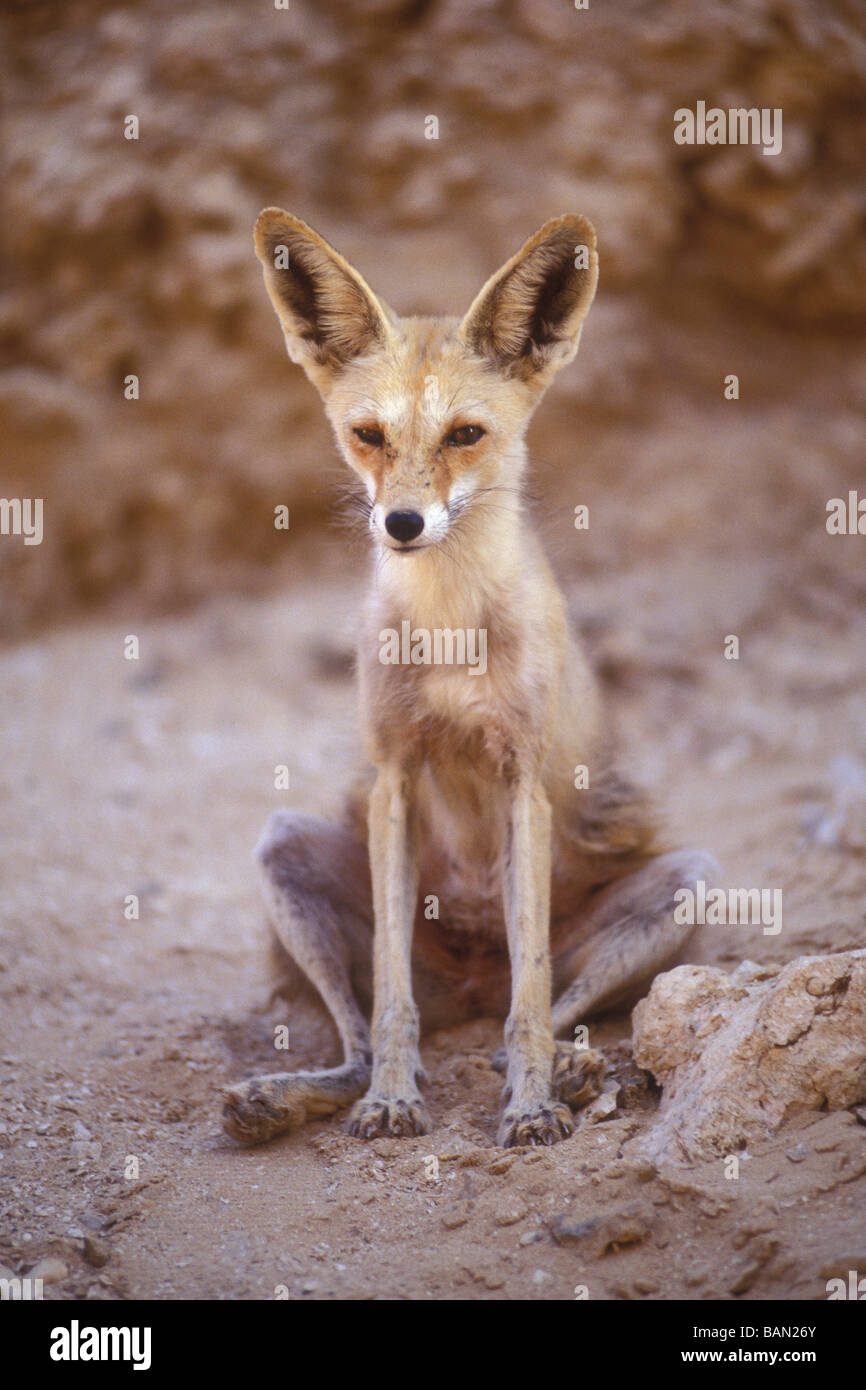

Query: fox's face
[325,320,542,552]
[254,211,598,554]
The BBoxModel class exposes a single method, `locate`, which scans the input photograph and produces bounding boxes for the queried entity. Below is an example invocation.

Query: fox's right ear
[254,209,393,391]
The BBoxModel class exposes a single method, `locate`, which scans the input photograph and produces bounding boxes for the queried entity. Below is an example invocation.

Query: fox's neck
[372,476,527,632]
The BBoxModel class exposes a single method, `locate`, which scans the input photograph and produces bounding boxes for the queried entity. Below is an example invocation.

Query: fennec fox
[223,211,718,1148]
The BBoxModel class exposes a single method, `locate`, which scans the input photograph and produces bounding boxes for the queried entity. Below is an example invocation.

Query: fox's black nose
[385,510,425,543]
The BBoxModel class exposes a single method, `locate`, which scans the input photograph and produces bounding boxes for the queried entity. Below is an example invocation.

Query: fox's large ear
[254,209,393,389]
[459,215,598,382]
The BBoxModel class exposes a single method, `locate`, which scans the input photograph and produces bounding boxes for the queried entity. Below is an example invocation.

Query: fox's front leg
[347,763,430,1140]
[498,779,573,1147]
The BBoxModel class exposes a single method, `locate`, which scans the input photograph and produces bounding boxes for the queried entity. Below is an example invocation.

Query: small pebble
[586,1088,619,1123]
[83,1236,108,1268]
[495,1204,527,1227]
[30,1258,67,1284]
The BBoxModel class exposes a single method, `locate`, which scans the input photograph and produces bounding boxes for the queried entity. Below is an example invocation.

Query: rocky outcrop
[632,950,866,1162]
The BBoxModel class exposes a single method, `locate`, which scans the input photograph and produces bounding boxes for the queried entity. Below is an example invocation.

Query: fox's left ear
[459,215,598,383]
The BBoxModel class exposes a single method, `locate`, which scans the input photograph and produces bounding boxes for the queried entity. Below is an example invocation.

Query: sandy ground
[2,492,866,1302]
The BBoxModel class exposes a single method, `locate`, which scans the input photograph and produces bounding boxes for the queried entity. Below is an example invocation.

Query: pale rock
[632,951,866,1162]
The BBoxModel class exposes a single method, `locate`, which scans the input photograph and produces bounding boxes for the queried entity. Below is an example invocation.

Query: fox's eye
[446,425,485,448]
[353,426,385,447]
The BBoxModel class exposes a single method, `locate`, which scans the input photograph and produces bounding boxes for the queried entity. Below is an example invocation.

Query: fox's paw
[347,1094,430,1140]
[552,1043,606,1110]
[222,1077,306,1145]
[497,1101,574,1149]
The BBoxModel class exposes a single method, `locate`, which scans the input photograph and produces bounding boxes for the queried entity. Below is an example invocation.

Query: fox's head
[254,210,598,554]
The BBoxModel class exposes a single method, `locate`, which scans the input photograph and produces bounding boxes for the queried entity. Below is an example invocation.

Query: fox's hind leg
[222,809,374,1144]
[550,848,720,1042]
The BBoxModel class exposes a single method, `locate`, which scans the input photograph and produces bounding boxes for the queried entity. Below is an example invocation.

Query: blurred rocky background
[1,0,865,636]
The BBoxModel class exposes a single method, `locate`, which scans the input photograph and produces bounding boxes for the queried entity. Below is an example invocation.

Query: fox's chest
[408,672,521,912]
[416,661,492,724]
[416,752,511,922]
[363,617,536,921]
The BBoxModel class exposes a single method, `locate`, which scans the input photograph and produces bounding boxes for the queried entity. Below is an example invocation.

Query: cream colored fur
[222,212,718,1148]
